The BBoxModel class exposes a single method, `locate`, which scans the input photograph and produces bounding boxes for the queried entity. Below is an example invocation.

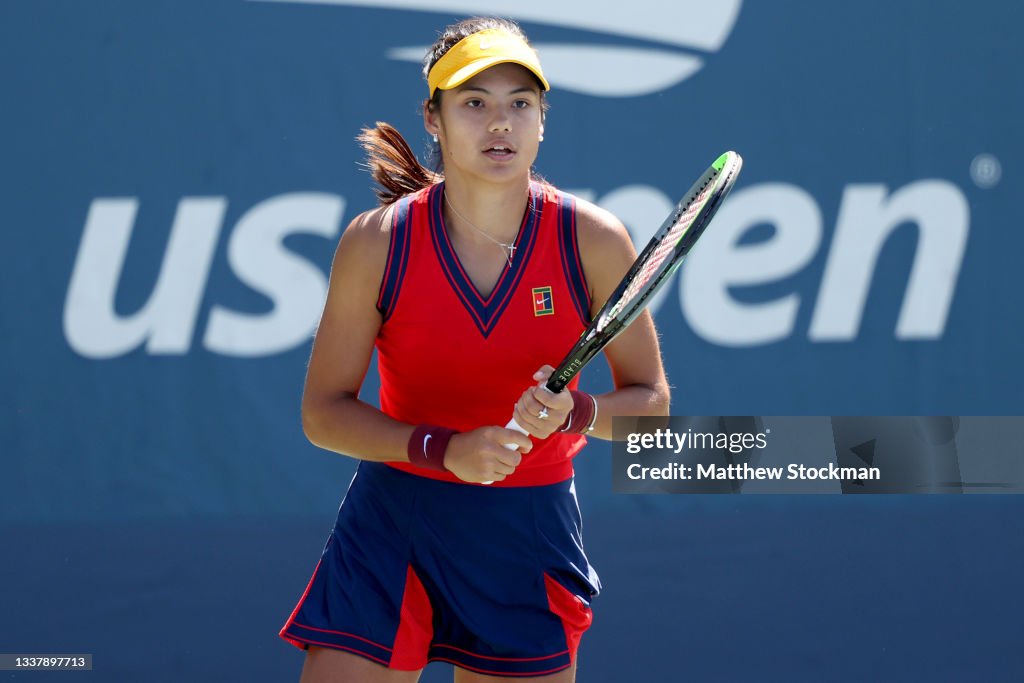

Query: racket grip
[505,386,559,443]
[504,416,530,445]
[478,416,531,486]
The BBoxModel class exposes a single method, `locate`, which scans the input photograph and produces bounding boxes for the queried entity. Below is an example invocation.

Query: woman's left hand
[512,365,575,439]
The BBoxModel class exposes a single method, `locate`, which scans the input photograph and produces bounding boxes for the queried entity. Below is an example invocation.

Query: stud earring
[432,134,438,143]
[538,134,544,142]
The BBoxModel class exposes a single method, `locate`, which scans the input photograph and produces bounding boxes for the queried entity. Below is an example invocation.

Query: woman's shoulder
[346,203,394,238]
[537,182,628,244]
[330,203,399,277]
[345,183,437,240]
[564,192,633,255]
[542,186,637,295]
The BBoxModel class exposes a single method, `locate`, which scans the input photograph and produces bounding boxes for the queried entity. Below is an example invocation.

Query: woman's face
[426,62,545,185]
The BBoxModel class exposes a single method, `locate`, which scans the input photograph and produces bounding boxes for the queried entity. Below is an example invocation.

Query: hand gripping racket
[501,150,744,452]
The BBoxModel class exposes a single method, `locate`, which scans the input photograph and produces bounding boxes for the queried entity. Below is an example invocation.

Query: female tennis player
[280,17,670,682]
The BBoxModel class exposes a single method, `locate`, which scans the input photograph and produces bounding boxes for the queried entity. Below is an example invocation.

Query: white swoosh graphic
[390,43,703,97]
[250,0,742,52]
[422,433,432,455]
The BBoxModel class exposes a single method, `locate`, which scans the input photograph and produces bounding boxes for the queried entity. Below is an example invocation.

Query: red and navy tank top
[375,181,592,486]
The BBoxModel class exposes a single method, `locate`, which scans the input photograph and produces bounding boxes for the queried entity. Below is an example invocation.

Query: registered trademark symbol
[765,429,771,434]
[970,154,1002,189]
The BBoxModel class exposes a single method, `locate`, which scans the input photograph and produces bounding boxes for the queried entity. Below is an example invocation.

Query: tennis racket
[506,150,744,437]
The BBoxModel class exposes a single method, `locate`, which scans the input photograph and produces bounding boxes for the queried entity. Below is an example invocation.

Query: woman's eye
[466,99,483,108]
[513,100,529,109]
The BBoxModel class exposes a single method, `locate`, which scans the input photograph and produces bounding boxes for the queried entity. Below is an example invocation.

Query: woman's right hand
[443,427,533,484]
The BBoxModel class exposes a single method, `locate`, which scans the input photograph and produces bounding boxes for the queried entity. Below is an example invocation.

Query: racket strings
[606,180,717,321]
[560,152,741,383]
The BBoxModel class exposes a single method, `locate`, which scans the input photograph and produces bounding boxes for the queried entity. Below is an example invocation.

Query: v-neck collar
[428,181,542,337]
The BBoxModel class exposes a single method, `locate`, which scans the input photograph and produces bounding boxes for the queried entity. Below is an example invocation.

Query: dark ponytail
[360,17,546,206]
[357,122,437,206]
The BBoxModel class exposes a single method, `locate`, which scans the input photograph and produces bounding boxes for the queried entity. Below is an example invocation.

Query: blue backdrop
[2,1,1022,681]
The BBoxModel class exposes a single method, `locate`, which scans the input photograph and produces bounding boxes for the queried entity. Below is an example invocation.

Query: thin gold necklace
[443,191,520,268]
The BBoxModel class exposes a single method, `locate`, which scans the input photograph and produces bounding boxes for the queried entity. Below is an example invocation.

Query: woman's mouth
[483,144,516,161]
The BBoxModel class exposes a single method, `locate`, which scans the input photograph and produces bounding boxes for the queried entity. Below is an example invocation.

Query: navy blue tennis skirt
[280,461,601,677]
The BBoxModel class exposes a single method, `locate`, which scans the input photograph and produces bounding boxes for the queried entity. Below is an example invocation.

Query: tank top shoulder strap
[375,193,417,322]
[546,186,593,326]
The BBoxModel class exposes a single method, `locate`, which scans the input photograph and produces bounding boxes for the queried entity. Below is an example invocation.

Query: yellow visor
[427,28,550,97]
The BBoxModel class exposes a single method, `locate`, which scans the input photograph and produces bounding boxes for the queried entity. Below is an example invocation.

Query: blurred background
[2,1,1022,680]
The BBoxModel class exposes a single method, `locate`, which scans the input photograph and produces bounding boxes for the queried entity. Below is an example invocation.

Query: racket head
[597,151,743,333]
[547,151,743,392]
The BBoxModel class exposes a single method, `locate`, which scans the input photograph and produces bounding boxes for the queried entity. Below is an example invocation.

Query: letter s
[204,193,344,356]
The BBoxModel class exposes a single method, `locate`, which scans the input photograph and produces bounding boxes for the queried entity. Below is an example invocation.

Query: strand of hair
[358,122,438,205]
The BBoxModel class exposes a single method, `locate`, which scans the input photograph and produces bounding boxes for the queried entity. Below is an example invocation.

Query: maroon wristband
[407,424,459,472]
[559,390,597,434]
